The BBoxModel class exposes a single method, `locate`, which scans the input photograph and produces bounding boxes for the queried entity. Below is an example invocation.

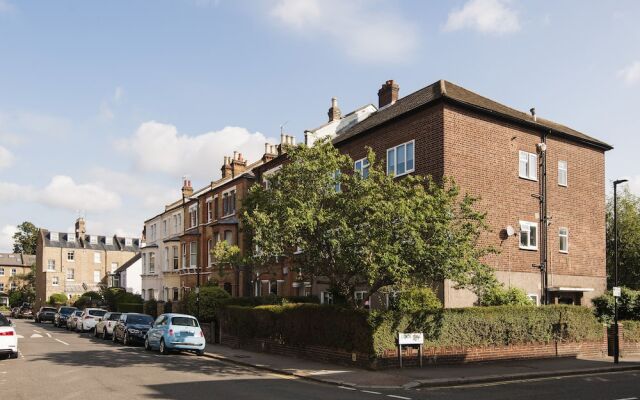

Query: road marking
[361,390,382,395]
[16,335,24,339]
[30,334,43,338]
[387,396,412,400]
[46,333,52,338]
[339,386,357,391]
[614,398,638,400]
[55,339,69,346]
[33,330,41,333]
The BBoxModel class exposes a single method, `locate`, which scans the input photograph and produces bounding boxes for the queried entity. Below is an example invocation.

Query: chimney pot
[378,79,400,108]
[328,96,342,122]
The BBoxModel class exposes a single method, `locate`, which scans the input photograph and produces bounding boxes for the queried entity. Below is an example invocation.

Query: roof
[0,253,34,267]
[41,230,141,252]
[333,80,612,151]
[113,253,141,274]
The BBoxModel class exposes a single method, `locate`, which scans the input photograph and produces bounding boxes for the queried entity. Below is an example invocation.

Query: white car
[0,314,18,359]
[76,308,107,332]
[94,312,121,339]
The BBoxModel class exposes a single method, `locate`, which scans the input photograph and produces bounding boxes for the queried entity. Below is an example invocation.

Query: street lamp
[613,178,628,364]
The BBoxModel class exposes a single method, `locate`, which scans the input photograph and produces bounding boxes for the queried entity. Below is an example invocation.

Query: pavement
[4,318,640,400]
[203,342,640,389]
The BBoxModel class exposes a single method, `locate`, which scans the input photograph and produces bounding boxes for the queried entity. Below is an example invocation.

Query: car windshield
[88,310,107,317]
[127,315,153,325]
[42,308,57,312]
[0,315,10,327]
[171,317,199,327]
[60,307,76,314]
[108,313,121,321]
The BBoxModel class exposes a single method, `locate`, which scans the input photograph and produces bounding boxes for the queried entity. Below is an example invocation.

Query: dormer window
[105,236,113,246]
[125,237,132,247]
[90,235,97,244]
[50,232,59,241]
[67,233,75,242]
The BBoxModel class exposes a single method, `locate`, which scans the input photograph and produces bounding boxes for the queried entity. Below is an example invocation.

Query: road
[1,318,639,400]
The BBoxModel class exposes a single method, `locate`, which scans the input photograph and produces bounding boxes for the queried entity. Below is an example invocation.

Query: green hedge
[219,304,604,356]
[592,288,640,323]
[218,304,373,354]
[623,320,640,343]
[117,302,144,313]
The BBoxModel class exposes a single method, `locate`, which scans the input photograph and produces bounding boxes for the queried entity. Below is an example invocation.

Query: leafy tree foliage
[242,139,497,307]
[184,286,230,322]
[49,293,68,305]
[479,285,533,306]
[607,189,640,289]
[9,287,34,307]
[395,287,442,313]
[211,240,242,277]
[12,221,38,254]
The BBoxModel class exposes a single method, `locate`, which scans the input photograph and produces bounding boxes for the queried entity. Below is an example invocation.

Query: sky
[0,0,639,251]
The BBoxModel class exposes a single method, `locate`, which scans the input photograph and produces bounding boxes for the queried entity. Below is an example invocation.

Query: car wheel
[123,332,129,346]
[196,350,204,356]
[144,337,152,351]
[159,339,168,355]
[9,352,18,359]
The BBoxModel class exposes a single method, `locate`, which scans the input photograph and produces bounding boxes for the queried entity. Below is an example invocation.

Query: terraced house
[253,79,611,307]
[35,218,141,308]
[0,253,35,306]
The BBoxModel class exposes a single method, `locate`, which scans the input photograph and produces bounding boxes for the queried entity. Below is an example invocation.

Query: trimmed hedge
[219,304,604,356]
[118,302,144,313]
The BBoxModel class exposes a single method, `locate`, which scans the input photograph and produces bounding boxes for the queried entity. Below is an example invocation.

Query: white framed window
[67,233,75,242]
[173,214,179,233]
[93,270,101,283]
[528,293,539,306]
[559,227,569,253]
[354,158,370,178]
[164,247,169,271]
[66,268,75,281]
[519,150,538,181]
[189,204,198,228]
[110,262,118,273]
[333,170,342,192]
[163,220,167,236]
[387,140,415,177]
[149,253,155,273]
[105,236,113,246]
[519,221,538,250]
[10,268,16,276]
[189,242,197,268]
[0,268,3,276]
[125,237,133,246]
[90,235,97,244]
[208,239,213,267]
[222,189,236,216]
[320,291,334,305]
[47,259,56,271]
[94,252,101,263]
[224,230,233,245]
[355,291,368,306]
[206,197,213,222]
[67,251,75,262]
[558,160,567,187]
[182,243,187,269]
[50,232,59,241]
[52,276,59,286]
[173,246,179,270]
[173,287,179,301]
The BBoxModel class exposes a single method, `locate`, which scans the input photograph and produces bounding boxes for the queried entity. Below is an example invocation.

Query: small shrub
[117,302,144,313]
[49,293,68,305]
[593,288,640,323]
[480,286,533,306]
[186,286,231,322]
[395,287,442,313]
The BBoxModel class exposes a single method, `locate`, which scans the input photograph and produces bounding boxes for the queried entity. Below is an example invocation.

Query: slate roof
[0,253,34,267]
[42,230,141,252]
[334,79,612,151]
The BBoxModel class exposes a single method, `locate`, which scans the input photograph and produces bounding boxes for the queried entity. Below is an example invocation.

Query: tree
[211,240,242,277]
[242,138,497,307]
[606,189,640,289]
[12,221,38,254]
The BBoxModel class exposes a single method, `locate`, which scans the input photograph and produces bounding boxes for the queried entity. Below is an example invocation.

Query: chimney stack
[378,80,399,108]
[262,142,278,163]
[182,177,194,198]
[328,97,342,122]
[75,217,86,239]
[230,151,247,177]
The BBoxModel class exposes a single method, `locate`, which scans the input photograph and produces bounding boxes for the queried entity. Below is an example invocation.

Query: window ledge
[559,250,569,254]
[519,246,538,251]
[518,175,538,182]
[558,184,568,188]
[390,169,415,179]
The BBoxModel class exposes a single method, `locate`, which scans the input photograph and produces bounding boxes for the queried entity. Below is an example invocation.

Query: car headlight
[128,329,140,334]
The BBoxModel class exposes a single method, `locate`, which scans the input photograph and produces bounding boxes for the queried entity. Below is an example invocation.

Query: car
[94,312,121,339]
[17,306,33,319]
[0,314,18,359]
[54,306,77,328]
[112,313,154,346]
[66,310,83,331]
[76,308,107,332]
[145,313,205,356]
[35,307,58,323]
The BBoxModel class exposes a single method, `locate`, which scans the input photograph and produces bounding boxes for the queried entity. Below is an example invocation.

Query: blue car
[144,313,206,356]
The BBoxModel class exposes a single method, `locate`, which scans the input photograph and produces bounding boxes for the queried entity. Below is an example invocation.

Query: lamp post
[613,178,628,364]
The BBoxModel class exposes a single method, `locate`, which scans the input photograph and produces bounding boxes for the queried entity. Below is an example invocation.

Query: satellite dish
[506,225,515,237]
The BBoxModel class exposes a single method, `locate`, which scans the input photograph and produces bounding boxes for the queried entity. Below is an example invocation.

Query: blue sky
[0,0,639,251]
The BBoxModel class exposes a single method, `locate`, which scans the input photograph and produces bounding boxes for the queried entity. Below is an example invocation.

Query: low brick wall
[218,331,608,370]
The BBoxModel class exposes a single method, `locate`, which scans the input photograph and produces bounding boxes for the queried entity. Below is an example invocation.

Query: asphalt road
[1,318,639,400]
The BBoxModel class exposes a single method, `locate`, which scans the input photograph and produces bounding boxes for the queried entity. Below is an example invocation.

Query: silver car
[94,312,122,339]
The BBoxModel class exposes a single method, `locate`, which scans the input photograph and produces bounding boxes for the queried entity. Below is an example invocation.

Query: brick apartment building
[35,218,141,308]
[254,79,611,307]
[0,253,35,306]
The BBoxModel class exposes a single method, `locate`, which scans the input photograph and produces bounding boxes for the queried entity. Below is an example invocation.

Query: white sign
[398,332,424,345]
[613,287,621,297]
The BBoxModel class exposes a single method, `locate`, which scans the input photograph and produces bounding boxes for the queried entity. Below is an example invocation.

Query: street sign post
[397,332,424,368]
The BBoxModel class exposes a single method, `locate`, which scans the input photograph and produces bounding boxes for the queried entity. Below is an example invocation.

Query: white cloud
[99,86,125,121]
[0,182,35,203]
[117,121,276,181]
[444,0,520,35]
[618,61,640,86]
[269,0,418,63]
[39,175,121,212]
[0,145,14,169]
[0,225,17,253]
